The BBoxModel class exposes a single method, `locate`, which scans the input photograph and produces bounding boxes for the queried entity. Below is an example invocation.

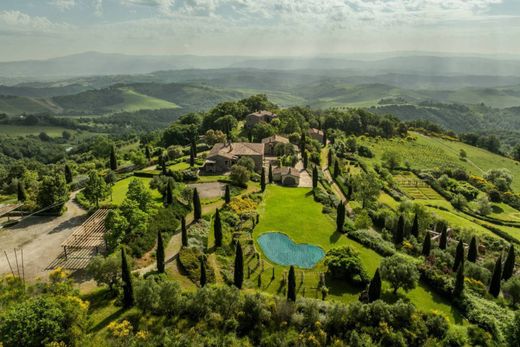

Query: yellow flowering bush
[107,320,133,338]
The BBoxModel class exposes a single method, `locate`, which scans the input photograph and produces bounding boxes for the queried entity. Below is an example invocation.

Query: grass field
[250,185,460,322]
[104,177,163,205]
[105,88,179,113]
[0,95,59,115]
[358,132,520,192]
[0,125,75,137]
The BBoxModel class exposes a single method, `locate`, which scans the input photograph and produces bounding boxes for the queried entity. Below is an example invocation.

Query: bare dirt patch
[0,193,87,281]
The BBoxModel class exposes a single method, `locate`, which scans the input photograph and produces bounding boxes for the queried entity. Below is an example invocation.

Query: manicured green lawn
[252,185,460,323]
[105,177,162,205]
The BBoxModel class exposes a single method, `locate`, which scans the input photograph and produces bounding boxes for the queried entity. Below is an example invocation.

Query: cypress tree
[503,244,516,281]
[467,236,478,262]
[336,202,346,233]
[166,179,173,206]
[333,160,340,178]
[312,165,318,189]
[191,140,197,158]
[200,257,207,287]
[161,155,167,175]
[368,268,382,302]
[193,188,201,220]
[224,184,231,203]
[181,216,188,247]
[261,167,266,192]
[327,149,333,167]
[234,241,244,289]
[439,226,448,250]
[17,181,26,202]
[302,150,308,170]
[145,146,151,160]
[489,255,502,298]
[300,132,306,153]
[411,213,419,238]
[395,215,405,245]
[453,262,465,297]
[422,232,431,257]
[453,240,464,271]
[156,231,165,273]
[189,144,195,167]
[110,145,118,170]
[214,208,223,248]
[322,130,327,146]
[268,163,273,183]
[64,164,73,184]
[121,248,134,308]
[287,265,296,302]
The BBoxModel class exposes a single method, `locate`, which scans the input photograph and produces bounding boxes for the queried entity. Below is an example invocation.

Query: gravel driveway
[0,191,87,281]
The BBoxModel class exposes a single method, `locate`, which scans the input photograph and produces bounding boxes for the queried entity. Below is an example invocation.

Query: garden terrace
[59,209,109,269]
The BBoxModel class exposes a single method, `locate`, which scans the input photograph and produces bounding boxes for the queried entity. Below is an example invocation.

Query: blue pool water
[257,232,325,269]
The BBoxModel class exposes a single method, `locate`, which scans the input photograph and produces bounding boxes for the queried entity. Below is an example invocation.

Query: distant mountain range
[3,52,520,80]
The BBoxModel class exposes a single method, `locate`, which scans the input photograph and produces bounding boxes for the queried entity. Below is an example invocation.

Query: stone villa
[202,142,264,173]
[245,110,278,129]
[261,134,290,156]
[272,166,300,186]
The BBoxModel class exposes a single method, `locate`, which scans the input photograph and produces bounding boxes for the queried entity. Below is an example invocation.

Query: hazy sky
[1,0,520,61]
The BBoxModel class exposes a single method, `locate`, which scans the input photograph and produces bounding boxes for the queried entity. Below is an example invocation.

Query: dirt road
[0,191,87,280]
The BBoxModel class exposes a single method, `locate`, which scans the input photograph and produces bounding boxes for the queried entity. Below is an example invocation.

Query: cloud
[94,0,103,16]
[50,0,76,11]
[0,10,72,34]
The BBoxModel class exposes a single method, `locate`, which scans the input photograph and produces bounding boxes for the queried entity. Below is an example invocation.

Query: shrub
[178,247,215,285]
[325,246,369,285]
[347,229,396,256]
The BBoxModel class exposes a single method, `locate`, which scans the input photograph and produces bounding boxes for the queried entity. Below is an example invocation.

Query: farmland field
[105,88,179,113]
[358,132,520,191]
[0,125,75,137]
[394,173,443,200]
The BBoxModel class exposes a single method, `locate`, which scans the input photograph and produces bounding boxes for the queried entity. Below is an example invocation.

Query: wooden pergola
[61,209,109,262]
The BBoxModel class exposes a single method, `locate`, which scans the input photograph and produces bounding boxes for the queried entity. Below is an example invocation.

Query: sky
[1,0,520,61]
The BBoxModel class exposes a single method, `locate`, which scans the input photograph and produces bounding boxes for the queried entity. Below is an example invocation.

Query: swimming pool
[257,232,325,269]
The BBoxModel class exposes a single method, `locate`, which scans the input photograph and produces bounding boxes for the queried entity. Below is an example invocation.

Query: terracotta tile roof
[208,142,264,159]
[273,166,301,177]
[248,110,277,118]
[261,135,289,144]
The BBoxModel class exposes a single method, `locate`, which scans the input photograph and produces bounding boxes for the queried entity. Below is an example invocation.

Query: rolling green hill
[0,95,61,115]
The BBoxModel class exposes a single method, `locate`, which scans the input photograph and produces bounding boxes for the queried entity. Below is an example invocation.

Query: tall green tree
[394,215,405,245]
[453,261,465,297]
[121,248,134,308]
[64,164,73,184]
[322,130,327,146]
[189,143,195,167]
[181,216,188,247]
[352,172,381,208]
[234,241,244,289]
[333,160,340,178]
[411,214,419,238]
[503,244,516,281]
[200,257,207,287]
[422,232,431,256]
[110,145,118,170]
[489,254,503,298]
[439,227,448,250]
[156,231,165,273]
[302,150,308,170]
[312,165,318,190]
[368,268,382,302]
[260,167,266,192]
[214,208,223,248]
[193,188,201,220]
[327,149,333,167]
[37,174,69,214]
[336,201,346,233]
[17,180,26,202]
[224,184,231,204]
[287,265,296,302]
[166,179,174,206]
[453,240,464,271]
[300,132,306,153]
[268,163,273,183]
[468,236,478,263]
